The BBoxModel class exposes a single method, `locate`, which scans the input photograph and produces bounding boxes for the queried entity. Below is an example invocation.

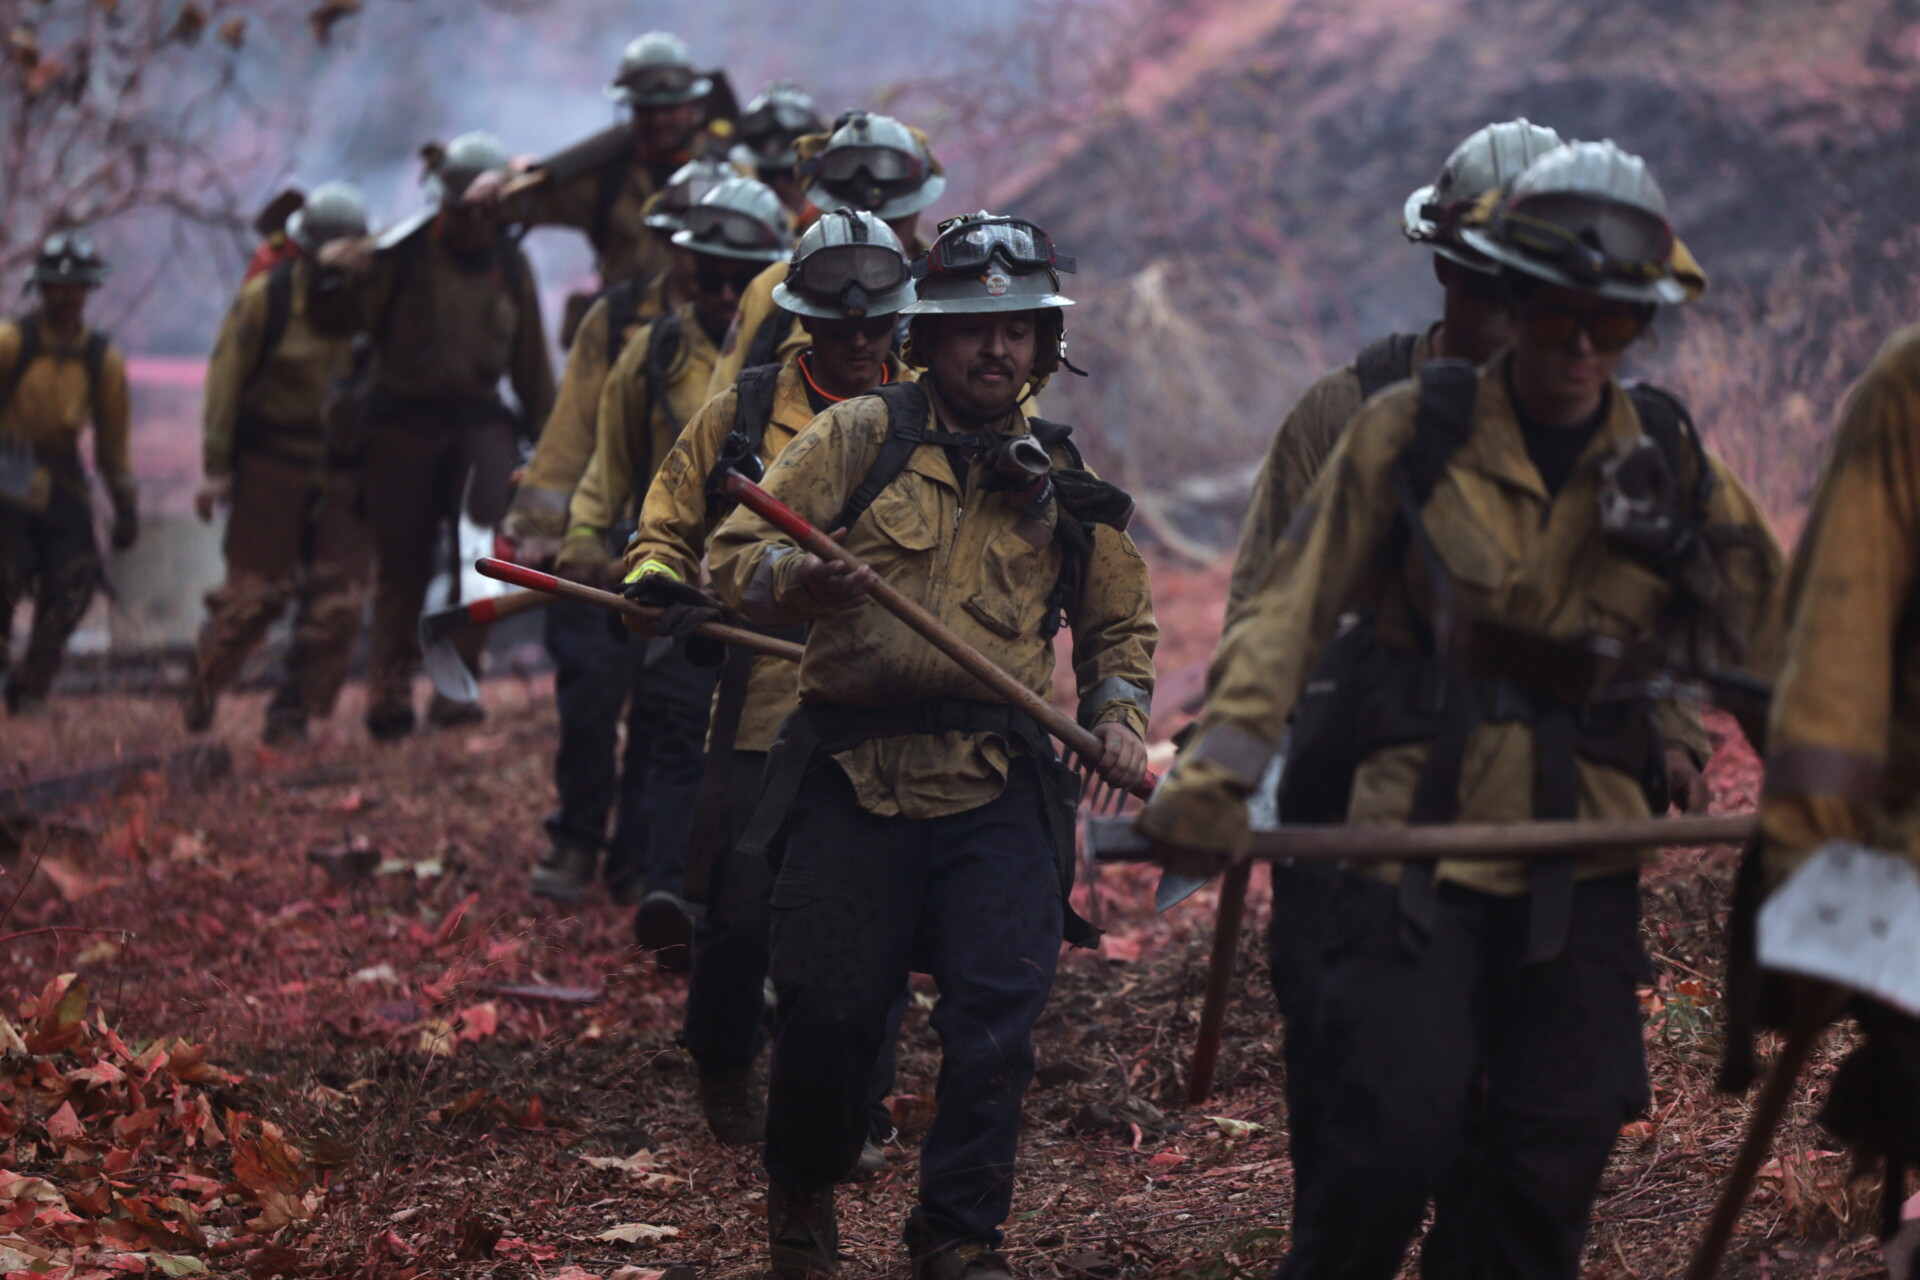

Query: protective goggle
[619,64,701,101]
[740,99,819,141]
[792,243,909,298]
[1491,208,1672,290]
[680,205,787,253]
[812,143,925,188]
[920,217,1075,278]
[1519,297,1650,354]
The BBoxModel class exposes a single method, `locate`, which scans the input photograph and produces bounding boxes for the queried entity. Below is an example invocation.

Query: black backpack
[702,361,784,517]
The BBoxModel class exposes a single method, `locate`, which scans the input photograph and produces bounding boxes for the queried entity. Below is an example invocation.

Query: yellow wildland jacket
[1762,324,1920,882]
[1142,352,1787,893]
[559,303,719,566]
[708,387,1157,818]
[508,277,666,542]
[0,316,129,508]
[202,258,355,477]
[626,354,909,753]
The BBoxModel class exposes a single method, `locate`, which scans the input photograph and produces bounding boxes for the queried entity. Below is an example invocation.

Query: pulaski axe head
[418,608,480,705]
[1758,842,1920,1017]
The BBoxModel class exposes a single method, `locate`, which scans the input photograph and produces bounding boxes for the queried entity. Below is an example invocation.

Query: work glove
[623,574,732,668]
[108,480,139,550]
[193,475,232,524]
[1135,748,1256,878]
[553,531,612,588]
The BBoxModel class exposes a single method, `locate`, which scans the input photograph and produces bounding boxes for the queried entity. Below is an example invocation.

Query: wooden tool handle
[475,558,804,664]
[722,472,1158,800]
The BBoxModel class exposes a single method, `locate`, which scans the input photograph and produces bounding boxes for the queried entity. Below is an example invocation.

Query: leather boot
[529,837,597,902]
[768,1181,837,1279]
[914,1241,1014,1280]
[697,1063,765,1147]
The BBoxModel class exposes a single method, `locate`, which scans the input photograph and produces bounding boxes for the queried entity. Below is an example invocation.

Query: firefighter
[528,178,790,931]
[708,212,1155,1280]
[622,209,916,1167]
[512,158,733,905]
[706,111,947,397]
[0,234,135,715]
[1231,118,1574,1212]
[1140,142,1786,1280]
[734,81,826,221]
[185,182,374,743]
[467,31,728,290]
[342,132,554,740]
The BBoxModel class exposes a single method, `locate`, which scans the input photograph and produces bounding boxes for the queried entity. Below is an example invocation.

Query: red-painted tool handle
[722,472,1159,802]
[477,559,562,595]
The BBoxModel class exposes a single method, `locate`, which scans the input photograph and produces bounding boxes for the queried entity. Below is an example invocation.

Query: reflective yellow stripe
[567,525,604,541]
[624,558,683,584]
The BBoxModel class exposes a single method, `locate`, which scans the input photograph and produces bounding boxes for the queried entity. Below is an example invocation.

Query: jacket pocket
[964,523,1054,639]
[865,483,938,552]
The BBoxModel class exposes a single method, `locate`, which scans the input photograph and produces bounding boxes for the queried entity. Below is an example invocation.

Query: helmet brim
[670,230,789,263]
[898,294,1073,316]
[606,75,713,106]
[772,281,916,318]
[1458,227,1688,305]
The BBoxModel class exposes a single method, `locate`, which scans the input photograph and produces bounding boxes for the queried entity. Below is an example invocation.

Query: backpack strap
[244,257,297,393]
[633,310,688,463]
[603,275,646,369]
[744,308,796,370]
[1354,331,1423,401]
[0,316,45,419]
[1624,381,1715,519]
[705,361,784,516]
[834,381,936,533]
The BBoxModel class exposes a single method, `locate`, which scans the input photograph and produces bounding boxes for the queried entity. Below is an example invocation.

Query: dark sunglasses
[1521,299,1649,354]
[694,258,762,295]
[809,314,897,342]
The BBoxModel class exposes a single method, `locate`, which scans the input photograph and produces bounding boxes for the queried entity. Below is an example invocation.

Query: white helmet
[1403,119,1565,271]
[1461,140,1692,305]
[803,112,946,222]
[286,181,370,253]
[429,131,511,205]
[772,209,914,319]
[644,158,739,233]
[607,31,710,107]
[670,177,794,263]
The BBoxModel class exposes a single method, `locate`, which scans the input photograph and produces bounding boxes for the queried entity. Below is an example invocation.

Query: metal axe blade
[1758,841,1920,1017]
[418,621,481,705]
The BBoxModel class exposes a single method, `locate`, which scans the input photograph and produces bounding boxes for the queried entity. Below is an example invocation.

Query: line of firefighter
[4,22,1908,1280]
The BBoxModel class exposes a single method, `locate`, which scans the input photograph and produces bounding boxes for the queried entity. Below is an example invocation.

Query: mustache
[968,360,1015,378]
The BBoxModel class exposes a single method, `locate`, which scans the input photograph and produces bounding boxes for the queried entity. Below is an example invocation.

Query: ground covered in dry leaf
[0,572,1889,1279]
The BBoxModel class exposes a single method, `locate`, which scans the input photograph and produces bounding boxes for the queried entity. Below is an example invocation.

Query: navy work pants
[764,760,1063,1251]
[543,601,714,889]
[1273,871,1651,1280]
[681,749,902,1142]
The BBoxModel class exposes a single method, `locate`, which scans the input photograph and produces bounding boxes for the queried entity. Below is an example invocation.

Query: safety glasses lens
[686,207,780,250]
[814,314,897,340]
[799,245,907,294]
[695,259,761,294]
[624,66,695,98]
[1586,312,1645,353]
[816,145,921,185]
[1525,304,1645,353]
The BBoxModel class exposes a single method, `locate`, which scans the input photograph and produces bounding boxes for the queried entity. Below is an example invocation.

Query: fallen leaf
[598,1222,680,1244]
[1147,1151,1187,1169]
[1209,1116,1266,1140]
[147,1254,212,1276]
[46,1100,84,1142]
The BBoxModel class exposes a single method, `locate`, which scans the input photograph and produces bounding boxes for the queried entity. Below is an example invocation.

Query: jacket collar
[1455,350,1638,502]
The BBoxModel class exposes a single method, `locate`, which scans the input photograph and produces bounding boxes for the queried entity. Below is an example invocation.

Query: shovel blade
[420,636,480,705]
[1759,841,1920,1017]
[419,600,473,647]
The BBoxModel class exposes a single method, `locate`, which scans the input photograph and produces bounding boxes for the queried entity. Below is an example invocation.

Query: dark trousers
[0,488,99,704]
[682,749,903,1141]
[1265,858,1341,1192]
[542,604,715,888]
[765,761,1063,1250]
[1273,871,1651,1280]
[362,408,516,720]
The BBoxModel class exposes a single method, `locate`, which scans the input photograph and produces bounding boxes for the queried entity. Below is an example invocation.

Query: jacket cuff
[554,531,607,568]
[1080,676,1152,737]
